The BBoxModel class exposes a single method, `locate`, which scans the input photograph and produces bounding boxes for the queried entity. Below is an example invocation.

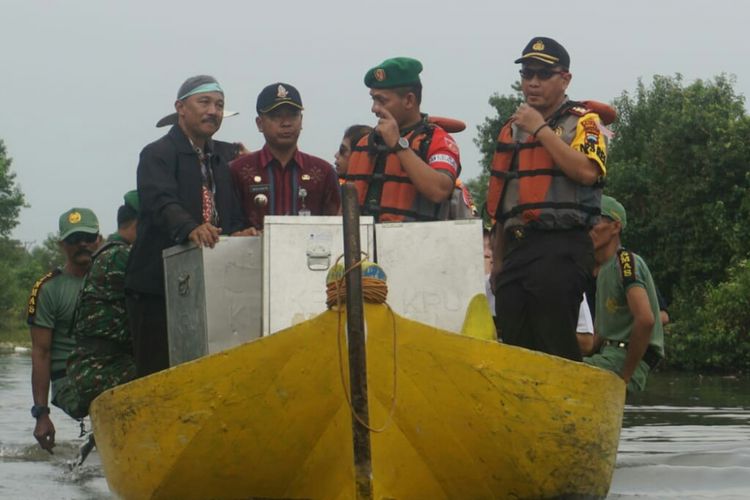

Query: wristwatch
[31,405,50,419]
[394,137,409,152]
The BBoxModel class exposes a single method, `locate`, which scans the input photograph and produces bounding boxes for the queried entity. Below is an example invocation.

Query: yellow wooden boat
[90,298,625,499]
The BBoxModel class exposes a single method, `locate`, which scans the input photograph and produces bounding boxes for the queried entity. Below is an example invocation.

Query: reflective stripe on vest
[486,105,602,229]
[345,123,447,222]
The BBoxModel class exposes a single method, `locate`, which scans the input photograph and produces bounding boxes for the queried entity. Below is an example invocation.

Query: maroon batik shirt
[230,145,341,229]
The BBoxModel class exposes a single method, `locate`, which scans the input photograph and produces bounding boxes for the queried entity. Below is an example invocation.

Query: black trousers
[494,227,594,362]
[126,292,170,378]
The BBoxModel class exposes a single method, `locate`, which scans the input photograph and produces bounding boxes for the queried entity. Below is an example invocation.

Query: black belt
[603,340,662,369]
[504,224,589,242]
[502,225,590,258]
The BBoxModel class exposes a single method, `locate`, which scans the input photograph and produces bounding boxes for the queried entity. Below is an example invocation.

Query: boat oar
[341,183,374,500]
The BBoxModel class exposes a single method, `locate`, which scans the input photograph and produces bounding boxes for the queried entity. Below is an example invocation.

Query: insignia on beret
[532,40,545,51]
[277,85,289,98]
[374,69,386,82]
[68,212,82,224]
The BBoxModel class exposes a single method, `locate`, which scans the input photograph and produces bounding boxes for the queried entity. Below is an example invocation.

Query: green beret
[364,57,423,89]
[123,190,140,213]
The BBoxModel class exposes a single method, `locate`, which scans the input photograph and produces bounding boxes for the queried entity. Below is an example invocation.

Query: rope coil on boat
[325,255,388,308]
[328,254,398,433]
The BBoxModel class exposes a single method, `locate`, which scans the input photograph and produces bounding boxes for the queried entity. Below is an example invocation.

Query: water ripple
[609,404,750,499]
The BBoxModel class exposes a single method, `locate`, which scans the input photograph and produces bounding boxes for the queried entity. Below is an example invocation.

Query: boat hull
[91,304,625,499]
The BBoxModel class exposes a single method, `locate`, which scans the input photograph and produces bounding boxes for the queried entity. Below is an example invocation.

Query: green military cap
[123,190,140,213]
[364,57,423,89]
[600,195,627,230]
[59,207,100,240]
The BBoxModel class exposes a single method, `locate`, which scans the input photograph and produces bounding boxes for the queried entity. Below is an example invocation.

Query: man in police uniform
[230,83,340,230]
[586,196,664,392]
[487,37,607,361]
[347,57,461,222]
[28,208,101,452]
[66,191,140,417]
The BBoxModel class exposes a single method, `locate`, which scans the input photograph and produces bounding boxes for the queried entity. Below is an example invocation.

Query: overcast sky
[2,0,748,244]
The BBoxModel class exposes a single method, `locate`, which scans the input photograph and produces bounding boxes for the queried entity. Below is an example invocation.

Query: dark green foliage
[0,239,28,330]
[605,74,750,372]
[0,140,26,238]
[0,143,29,333]
[0,142,60,342]
[29,233,65,272]
[607,74,750,302]
[0,235,63,343]
[668,260,750,372]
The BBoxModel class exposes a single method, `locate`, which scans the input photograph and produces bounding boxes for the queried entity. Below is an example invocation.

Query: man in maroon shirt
[230,83,341,230]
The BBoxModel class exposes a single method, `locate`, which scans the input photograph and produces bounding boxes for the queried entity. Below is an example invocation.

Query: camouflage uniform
[66,234,136,416]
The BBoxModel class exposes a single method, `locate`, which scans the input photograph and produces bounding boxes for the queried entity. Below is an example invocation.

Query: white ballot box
[262,216,375,335]
[375,219,485,333]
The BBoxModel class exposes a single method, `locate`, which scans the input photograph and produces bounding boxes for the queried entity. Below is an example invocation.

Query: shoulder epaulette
[27,268,62,323]
[426,116,466,134]
[567,105,592,117]
[616,248,637,287]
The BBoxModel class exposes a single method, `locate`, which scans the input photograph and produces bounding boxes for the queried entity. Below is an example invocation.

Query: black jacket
[125,126,245,295]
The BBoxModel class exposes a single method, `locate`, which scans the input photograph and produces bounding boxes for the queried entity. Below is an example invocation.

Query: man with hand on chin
[125,75,253,377]
[347,57,460,222]
[486,37,608,361]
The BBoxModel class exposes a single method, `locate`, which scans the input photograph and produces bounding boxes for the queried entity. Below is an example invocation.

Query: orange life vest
[486,101,606,229]
[345,120,449,222]
[449,178,477,219]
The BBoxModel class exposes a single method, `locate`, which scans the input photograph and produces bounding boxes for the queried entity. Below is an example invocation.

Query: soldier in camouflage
[66,190,140,417]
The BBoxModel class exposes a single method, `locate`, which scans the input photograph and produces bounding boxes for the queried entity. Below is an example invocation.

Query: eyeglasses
[64,232,99,245]
[519,68,565,81]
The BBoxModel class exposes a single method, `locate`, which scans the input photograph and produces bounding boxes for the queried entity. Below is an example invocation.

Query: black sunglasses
[519,68,565,81]
[64,232,99,245]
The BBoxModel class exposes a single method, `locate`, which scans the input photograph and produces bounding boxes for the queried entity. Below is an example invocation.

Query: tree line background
[0,140,63,346]
[2,74,749,372]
